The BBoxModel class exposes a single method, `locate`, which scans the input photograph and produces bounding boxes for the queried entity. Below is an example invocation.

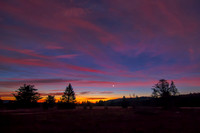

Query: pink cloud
[0,0,199,98]
[64,7,90,17]
[86,97,107,100]
[50,89,65,92]
[99,91,113,94]
[55,54,79,59]
[0,55,105,74]
[40,92,64,96]
[0,55,48,67]
[0,0,128,71]
[0,91,14,97]
[117,89,133,92]
[79,91,92,95]
[45,45,64,50]
[0,1,129,73]
[0,45,49,59]
[175,77,200,87]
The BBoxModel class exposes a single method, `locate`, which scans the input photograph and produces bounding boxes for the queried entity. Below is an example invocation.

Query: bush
[121,96,128,108]
[57,102,76,109]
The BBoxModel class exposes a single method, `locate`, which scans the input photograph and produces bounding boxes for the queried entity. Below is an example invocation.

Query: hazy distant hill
[104,93,200,107]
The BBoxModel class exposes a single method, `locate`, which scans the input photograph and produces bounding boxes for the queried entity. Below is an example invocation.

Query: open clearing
[1,107,200,133]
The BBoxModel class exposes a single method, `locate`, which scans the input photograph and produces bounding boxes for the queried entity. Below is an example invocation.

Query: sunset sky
[0,0,200,102]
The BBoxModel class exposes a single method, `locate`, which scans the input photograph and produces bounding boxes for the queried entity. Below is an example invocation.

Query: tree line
[2,79,195,110]
[9,83,76,109]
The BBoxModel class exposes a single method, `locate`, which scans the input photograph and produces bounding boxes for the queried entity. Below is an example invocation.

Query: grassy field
[1,106,200,133]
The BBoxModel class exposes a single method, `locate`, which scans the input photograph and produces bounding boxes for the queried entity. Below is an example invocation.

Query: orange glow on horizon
[1,95,120,103]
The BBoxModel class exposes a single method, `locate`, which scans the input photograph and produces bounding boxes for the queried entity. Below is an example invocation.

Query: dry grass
[1,106,200,133]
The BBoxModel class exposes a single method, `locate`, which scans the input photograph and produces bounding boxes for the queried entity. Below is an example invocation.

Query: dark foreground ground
[1,106,200,133]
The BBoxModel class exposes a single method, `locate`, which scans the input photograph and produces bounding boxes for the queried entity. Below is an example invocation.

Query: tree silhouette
[13,84,41,105]
[61,83,76,103]
[96,100,105,106]
[46,95,55,104]
[0,97,2,108]
[121,96,128,108]
[152,79,179,98]
[46,95,55,105]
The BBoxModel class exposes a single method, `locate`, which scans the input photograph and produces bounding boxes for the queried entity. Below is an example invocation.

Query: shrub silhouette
[46,95,55,104]
[87,101,93,109]
[0,97,3,109]
[13,84,41,108]
[152,79,178,98]
[45,95,55,108]
[152,79,179,109]
[96,100,105,106]
[81,101,87,109]
[121,96,128,108]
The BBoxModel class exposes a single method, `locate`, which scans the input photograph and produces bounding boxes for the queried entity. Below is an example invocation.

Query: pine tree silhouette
[61,83,76,103]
